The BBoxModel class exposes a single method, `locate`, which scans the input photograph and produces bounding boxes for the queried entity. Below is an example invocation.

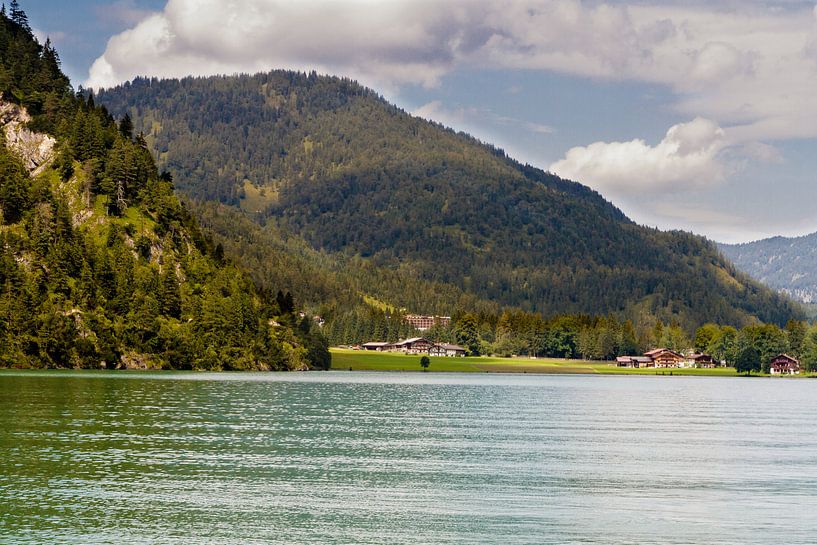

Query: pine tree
[159,268,182,319]
[119,113,133,139]
[9,1,29,32]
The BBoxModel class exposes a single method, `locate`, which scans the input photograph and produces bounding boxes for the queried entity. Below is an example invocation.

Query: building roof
[688,353,713,360]
[644,348,683,358]
[392,337,430,346]
[772,353,800,364]
[438,343,466,351]
[362,342,390,347]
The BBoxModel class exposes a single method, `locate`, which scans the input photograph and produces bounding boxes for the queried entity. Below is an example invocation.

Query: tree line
[323,305,817,374]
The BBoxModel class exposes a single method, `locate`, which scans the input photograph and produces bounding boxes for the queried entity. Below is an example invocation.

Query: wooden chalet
[687,353,717,368]
[770,354,800,375]
[429,343,467,357]
[363,338,467,357]
[387,337,435,355]
[361,342,390,351]
[644,348,686,368]
[615,356,653,368]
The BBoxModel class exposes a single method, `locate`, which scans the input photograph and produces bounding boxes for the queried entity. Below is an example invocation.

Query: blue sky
[25,0,817,243]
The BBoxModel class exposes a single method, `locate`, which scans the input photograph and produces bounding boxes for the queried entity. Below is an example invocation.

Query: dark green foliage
[0,6,330,371]
[97,71,801,331]
[455,314,481,356]
[0,145,30,222]
[735,343,761,375]
[420,355,430,371]
[159,267,182,319]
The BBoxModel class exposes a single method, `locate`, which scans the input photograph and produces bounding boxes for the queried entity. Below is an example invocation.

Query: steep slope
[97,72,801,329]
[0,10,328,370]
[720,233,817,304]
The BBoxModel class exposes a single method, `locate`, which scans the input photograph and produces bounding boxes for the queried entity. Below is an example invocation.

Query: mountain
[0,9,329,370]
[720,233,817,304]
[96,72,802,331]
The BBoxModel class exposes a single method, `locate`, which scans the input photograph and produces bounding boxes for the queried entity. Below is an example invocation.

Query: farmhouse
[361,342,390,351]
[770,354,800,375]
[387,337,436,355]
[615,356,653,368]
[616,349,712,369]
[686,353,717,368]
[362,338,467,357]
[429,343,467,357]
[644,348,686,368]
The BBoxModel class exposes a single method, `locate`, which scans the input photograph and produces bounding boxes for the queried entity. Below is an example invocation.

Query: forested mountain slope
[720,233,817,304]
[97,72,801,329]
[0,9,328,370]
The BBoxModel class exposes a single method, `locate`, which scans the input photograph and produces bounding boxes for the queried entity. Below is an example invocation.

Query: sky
[23,0,817,243]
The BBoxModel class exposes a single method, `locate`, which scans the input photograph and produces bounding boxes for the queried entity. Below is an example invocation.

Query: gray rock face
[0,99,56,175]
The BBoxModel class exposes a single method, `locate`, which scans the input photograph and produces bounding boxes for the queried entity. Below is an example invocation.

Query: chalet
[361,342,390,351]
[686,353,717,368]
[644,348,686,368]
[615,356,653,368]
[387,337,435,355]
[770,354,800,375]
[430,343,467,357]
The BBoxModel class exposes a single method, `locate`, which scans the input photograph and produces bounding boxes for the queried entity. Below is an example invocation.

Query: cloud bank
[88,0,817,140]
[86,0,817,238]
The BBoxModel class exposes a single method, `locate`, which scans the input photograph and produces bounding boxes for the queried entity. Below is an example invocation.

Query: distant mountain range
[720,233,817,304]
[96,72,802,329]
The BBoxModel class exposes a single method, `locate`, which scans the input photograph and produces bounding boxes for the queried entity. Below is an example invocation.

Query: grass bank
[329,349,742,376]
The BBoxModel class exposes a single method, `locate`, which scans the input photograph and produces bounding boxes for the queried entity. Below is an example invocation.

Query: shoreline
[330,349,810,377]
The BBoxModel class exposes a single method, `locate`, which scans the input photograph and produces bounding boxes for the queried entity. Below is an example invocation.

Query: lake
[1,371,816,544]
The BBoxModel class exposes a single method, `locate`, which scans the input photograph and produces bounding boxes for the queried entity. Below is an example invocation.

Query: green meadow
[329,349,744,376]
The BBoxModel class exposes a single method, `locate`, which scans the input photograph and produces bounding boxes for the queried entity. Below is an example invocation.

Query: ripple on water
[1,372,817,544]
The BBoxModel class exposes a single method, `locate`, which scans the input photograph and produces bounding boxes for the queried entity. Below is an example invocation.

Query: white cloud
[86,0,817,147]
[549,117,727,195]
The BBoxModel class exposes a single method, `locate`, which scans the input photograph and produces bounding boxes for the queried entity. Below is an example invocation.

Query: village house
[686,353,717,368]
[770,354,800,375]
[616,348,715,369]
[429,343,467,357]
[644,348,686,368]
[361,342,390,351]
[362,338,467,357]
[387,337,436,355]
[615,356,654,368]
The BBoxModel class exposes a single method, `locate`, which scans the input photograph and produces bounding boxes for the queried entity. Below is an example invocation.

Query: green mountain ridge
[0,9,329,370]
[95,71,802,332]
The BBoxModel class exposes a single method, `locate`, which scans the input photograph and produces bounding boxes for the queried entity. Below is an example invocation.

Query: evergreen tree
[455,313,480,356]
[9,1,30,33]
[119,113,133,139]
[159,268,182,319]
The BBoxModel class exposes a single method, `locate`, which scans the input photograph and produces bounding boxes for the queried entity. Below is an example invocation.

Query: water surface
[1,371,816,544]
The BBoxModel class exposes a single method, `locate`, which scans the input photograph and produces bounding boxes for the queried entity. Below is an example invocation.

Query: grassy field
[329,349,744,376]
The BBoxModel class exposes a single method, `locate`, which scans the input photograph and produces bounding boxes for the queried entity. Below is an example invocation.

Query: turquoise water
[1,371,816,544]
